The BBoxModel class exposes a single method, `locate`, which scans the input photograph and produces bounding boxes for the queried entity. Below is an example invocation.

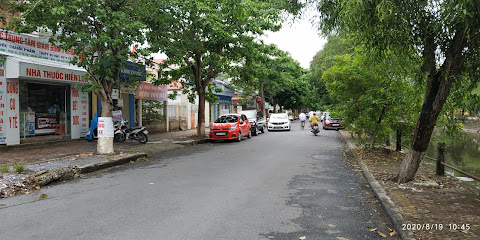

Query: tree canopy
[146,0,296,136]
[307,34,352,110]
[315,0,480,182]
[232,44,306,114]
[4,0,149,153]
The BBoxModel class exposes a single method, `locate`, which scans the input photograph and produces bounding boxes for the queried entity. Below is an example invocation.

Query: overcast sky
[261,13,327,69]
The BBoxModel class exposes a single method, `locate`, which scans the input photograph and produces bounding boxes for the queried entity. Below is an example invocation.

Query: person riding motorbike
[299,112,306,129]
[310,112,320,131]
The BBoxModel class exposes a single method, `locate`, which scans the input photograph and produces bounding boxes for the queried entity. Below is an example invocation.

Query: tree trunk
[369,106,386,150]
[260,79,266,117]
[395,24,466,183]
[395,72,453,182]
[396,129,402,151]
[272,99,277,113]
[369,130,377,151]
[197,88,206,137]
[97,96,114,154]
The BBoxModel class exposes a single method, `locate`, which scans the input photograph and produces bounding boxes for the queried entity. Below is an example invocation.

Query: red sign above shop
[136,82,168,101]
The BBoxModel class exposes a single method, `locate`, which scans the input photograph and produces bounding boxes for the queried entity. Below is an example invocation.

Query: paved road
[0,121,395,239]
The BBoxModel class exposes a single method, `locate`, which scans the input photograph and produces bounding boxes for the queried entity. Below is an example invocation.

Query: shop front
[0,30,89,145]
[92,61,146,128]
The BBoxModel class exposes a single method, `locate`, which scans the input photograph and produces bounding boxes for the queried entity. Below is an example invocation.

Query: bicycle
[301,120,305,130]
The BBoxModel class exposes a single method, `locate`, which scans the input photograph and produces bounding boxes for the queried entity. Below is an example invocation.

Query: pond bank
[342,130,480,240]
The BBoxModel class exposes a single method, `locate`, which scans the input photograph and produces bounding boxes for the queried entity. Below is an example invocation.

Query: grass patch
[13,162,25,173]
[0,164,9,173]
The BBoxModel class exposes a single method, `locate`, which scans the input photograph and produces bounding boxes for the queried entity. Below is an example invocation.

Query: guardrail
[428,143,480,182]
[390,135,480,182]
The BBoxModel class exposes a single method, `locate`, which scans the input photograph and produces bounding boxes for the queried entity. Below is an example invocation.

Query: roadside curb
[30,153,147,187]
[172,138,209,145]
[195,138,210,145]
[78,153,147,174]
[338,130,415,240]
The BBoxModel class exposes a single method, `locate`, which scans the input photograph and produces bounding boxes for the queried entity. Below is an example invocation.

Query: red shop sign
[136,82,168,101]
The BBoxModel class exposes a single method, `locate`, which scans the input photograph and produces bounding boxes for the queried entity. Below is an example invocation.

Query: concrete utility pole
[164,101,169,132]
[137,99,142,126]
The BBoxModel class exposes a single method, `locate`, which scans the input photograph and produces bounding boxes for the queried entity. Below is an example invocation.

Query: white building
[0,30,89,145]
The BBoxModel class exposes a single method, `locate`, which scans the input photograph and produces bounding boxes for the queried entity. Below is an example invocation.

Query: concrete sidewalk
[0,128,209,164]
[0,128,209,198]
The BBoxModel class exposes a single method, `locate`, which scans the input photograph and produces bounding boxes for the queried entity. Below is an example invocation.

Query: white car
[268,113,291,131]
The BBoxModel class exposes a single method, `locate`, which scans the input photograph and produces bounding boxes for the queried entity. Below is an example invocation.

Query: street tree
[146,0,297,137]
[322,48,421,150]
[231,43,280,117]
[268,55,305,111]
[308,34,352,110]
[316,0,480,183]
[233,44,305,114]
[5,0,149,154]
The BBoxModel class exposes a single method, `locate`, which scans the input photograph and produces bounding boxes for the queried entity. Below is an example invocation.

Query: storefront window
[19,81,70,135]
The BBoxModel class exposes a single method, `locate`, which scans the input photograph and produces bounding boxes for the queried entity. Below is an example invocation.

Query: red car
[210,113,251,142]
[323,117,344,131]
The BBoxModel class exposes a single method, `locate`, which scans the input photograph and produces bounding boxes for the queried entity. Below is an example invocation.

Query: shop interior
[19,81,70,137]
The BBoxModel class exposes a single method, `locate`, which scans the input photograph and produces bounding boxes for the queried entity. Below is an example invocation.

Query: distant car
[240,110,265,136]
[323,117,344,131]
[268,113,291,131]
[210,113,251,142]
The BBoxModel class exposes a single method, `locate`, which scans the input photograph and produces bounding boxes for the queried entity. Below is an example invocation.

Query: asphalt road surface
[0,120,395,239]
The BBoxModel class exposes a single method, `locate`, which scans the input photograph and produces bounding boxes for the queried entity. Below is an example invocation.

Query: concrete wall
[145,119,187,133]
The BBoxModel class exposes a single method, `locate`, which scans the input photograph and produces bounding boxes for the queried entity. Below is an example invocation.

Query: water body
[425,130,480,188]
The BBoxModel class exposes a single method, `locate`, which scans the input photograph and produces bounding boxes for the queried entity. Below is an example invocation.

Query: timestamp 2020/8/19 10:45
[402,223,471,231]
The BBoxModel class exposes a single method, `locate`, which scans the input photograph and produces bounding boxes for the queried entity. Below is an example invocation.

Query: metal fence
[391,135,480,182]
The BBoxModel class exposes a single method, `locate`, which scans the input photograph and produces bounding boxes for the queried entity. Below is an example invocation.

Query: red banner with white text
[136,82,168,101]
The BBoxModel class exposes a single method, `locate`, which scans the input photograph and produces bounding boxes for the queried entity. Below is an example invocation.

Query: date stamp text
[402,223,471,231]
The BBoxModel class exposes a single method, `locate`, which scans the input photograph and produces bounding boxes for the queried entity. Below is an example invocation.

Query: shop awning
[4,54,89,84]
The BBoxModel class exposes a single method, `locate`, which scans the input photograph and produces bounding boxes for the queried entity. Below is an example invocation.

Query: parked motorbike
[85,113,98,141]
[114,119,148,144]
[311,123,320,136]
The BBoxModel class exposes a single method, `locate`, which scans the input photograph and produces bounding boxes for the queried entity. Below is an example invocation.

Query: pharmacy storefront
[0,30,89,145]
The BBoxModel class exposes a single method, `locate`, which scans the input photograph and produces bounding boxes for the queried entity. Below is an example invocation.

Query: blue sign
[120,61,146,83]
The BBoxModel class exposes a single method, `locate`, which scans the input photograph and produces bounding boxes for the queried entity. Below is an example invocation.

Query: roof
[153,59,167,65]
[167,81,182,90]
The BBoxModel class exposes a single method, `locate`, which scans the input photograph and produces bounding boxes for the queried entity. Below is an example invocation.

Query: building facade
[210,79,235,121]
[0,30,146,145]
[1,30,89,145]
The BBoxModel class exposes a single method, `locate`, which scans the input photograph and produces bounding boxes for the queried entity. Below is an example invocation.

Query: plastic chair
[55,124,64,135]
